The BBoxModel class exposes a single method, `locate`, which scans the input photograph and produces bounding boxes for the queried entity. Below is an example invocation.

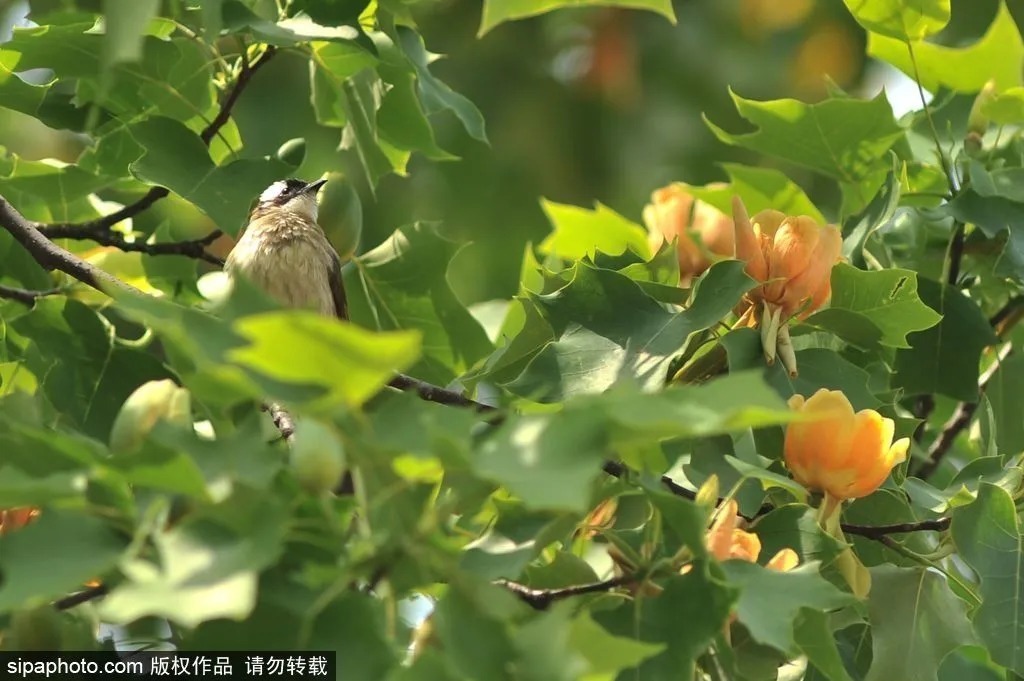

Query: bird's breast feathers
[226,215,336,316]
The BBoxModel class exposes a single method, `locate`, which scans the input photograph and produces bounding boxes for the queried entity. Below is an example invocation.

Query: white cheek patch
[259,181,288,202]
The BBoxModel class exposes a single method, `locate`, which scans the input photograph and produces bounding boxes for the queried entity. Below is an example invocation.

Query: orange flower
[644,184,735,285]
[784,389,909,501]
[705,500,798,570]
[733,198,841,320]
[732,198,842,375]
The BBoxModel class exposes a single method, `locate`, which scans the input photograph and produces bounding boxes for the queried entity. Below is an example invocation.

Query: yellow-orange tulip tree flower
[784,389,909,502]
[731,198,842,376]
[706,499,799,571]
[643,184,734,285]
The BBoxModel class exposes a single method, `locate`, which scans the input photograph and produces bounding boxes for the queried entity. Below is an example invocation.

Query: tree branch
[602,460,950,537]
[35,45,278,260]
[496,575,631,610]
[0,198,143,295]
[54,583,108,611]
[0,283,66,305]
[915,343,1013,479]
[265,402,295,443]
[387,373,496,412]
[841,517,950,539]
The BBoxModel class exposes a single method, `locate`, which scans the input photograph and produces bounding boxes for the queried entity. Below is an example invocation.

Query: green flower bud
[290,419,346,495]
[316,173,362,259]
[968,80,997,137]
[109,379,191,455]
[276,137,307,167]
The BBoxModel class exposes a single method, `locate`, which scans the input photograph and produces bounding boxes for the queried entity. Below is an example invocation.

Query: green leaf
[507,261,754,401]
[474,409,608,512]
[795,609,855,681]
[310,40,379,128]
[221,1,364,45]
[892,278,998,401]
[347,223,493,385]
[338,70,407,188]
[981,86,1024,126]
[538,200,651,261]
[705,91,903,210]
[686,163,825,224]
[568,612,665,678]
[0,149,113,222]
[752,505,847,571]
[865,565,977,681]
[0,510,128,612]
[10,298,175,441]
[0,468,87,507]
[99,491,289,627]
[103,0,161,66]
[867,3,1022,93]
[951,483,1024,674]
[984,353,1024,460]
[804,264,941,350]
[944,165,1024,280]
[721,561,854,653]
[595,571,734,679]
[479,0,676,37]
[842,0,950,41]
[395,27,487,143]
[229,311,421,410]
[128,116,295,235]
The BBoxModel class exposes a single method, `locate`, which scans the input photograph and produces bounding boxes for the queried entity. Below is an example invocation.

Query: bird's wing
[328,252,349,320]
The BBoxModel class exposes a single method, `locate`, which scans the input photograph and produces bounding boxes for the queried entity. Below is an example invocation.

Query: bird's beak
[303,178,327,194]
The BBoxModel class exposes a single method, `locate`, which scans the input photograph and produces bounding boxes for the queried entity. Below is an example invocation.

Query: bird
[225,177,353,494]
[224,177,347,320]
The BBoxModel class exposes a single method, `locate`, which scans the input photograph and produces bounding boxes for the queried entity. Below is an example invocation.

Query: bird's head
[252,177,327,222]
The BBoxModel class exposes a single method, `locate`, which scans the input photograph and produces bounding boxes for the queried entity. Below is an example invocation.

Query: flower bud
[0,508,39,535]
[784,389,909,500]
[109,380,192,455]
[290,419,347,496]
[968,80,997,138]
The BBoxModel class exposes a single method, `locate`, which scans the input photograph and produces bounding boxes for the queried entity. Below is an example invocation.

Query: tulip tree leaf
[568,613,665,677]
[686,163,825,224]
[944,166,1024,280]
[103,0,161,67]
[128,116,295,235]
[346,223,493,385]
[892,278,998,401]
[0,510,129,612]
[867,4,1022,93]
[506,260,755,401]
[805,265,941,350]
[477,371,794,512]
[865,565,977,681]
[479,0,676,37]
[538,199,651,261]
[795,608,855,681]
[721,561,853,653]
[842,0,950,42]
[951,483,1024,674]
[705,91,903,210]
[984,353,1024,460]
[594,572,735,680]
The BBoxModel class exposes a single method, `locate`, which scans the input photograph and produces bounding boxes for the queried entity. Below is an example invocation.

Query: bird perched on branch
[225,177,347,320]
[225,177,352,494]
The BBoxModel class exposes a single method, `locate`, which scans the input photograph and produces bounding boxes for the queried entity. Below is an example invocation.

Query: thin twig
[496,575,631,610]
[34,45,278,259]
[915,343,1013,479]
[990,294,1024,337]
[54,583,108,611]
[387,373,496,412]
[40,224,225,266]
[842,517,950,539]
[0,283,65,305]
[602,460,951,537]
